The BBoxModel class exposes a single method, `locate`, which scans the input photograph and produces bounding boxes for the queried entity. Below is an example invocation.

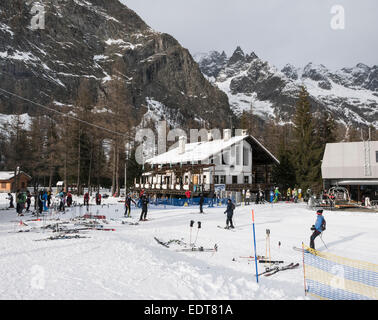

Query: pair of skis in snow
[257,262,300,277]
[154,237,218,252]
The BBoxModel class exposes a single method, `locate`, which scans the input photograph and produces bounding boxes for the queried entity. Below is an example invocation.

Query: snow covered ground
[0,196,377,300]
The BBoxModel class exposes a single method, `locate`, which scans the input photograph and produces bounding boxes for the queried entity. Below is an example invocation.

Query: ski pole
[252,209,259,283]
[320,232,328,249]
[189,220,194,246]
[193,221,201,247]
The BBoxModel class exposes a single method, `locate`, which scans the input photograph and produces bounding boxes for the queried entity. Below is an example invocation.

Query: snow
[0,113,32,131]
[0,197,376,300]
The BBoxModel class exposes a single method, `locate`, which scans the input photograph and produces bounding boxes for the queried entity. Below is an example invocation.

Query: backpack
[231,203,235,210]
[321,218,326,231]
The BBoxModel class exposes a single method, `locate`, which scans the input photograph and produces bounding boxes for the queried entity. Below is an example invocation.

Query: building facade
[133,129,279,198]
[0,171,32,193]
[321,141,378,202]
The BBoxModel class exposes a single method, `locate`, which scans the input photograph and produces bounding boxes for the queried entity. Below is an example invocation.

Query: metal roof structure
[321,141,378,180]
[145,134,279,166]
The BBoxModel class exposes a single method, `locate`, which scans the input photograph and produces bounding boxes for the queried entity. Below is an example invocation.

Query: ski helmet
[316,209,323,215]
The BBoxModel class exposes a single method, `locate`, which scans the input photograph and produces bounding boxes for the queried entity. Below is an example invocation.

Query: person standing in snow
[66,191,73,207]
[37,190,44,216]
[7,193,14,209]
[245,190,251,205]
[16,190,25,216]
[139,194,149,221]
[273,187,281,203]
[84,192,89,207]
[293,188,298,203]
[26,191,31,212]
[125,194,136,217]
[287,188,291,201]
[310,209,326,250]
[58,191,65,212]
[224,199,235,229]
[47,190,52,208]
[199,193,205,213]
[42,190,48,211]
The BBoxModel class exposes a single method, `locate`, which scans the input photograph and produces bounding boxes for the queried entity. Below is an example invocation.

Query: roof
[0,171,32,181]
[146,135,279,166]
[321,141,378,180]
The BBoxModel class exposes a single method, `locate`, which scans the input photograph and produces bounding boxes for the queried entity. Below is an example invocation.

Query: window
[243,147,249,166]
[244,176,249,184]
[376,151,378,162]
[214,175,219,184]
[1,183,6,189]
[220,175,226,184]
[232,176,238,184]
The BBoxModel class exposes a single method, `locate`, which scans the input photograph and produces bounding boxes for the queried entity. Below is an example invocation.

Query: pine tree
[292,86,321,191]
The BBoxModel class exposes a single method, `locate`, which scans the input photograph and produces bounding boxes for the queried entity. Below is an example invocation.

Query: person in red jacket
[84,192,89,207]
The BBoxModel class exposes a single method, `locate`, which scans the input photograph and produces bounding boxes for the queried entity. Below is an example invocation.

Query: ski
[258,260,284,264]
[176,244,218,252]
[154,237,170,248]
[217,225,236,232]
[293,246,316,255]
[256,264,291,277]
[35,234,89,241]
[264,263,300,277]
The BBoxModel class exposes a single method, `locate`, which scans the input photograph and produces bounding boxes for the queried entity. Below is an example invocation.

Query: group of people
[285,187,303,203]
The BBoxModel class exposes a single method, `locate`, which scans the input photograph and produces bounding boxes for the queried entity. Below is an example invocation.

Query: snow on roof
[146,135,246,165]
[0,171,15,181]
[321,141,378,179]
[0,171,31,181]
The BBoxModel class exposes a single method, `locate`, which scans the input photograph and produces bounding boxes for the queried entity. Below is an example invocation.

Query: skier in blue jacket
[310,209,326,249]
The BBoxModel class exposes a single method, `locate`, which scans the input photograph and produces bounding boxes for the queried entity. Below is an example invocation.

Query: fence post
[252,209,259,283]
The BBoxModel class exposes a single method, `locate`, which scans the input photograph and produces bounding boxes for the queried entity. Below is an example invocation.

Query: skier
[42,190,48,211]
[7,193,14,209]
[139,194,149,221]
[293,188,298,203]
[199,193,204,213]
[95,192,102,205]
[269,189,274,203]
[245,190,251,205]
[310,209,326,250]
[37,190,44,216]
[47,190,52,208]
[66,191,73,207]
[224,199,235,229]
[273,187,281,203]
[58,191,65,212]
[16,190,26,216]
[84,192,89,207]
[287,188,291,201]
[255,190,260,204]
[26,191,31,212]
[125,194,136,217]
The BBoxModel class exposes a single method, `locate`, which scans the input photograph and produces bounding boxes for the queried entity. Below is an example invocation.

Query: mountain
[194,48,378,128]
[0,0,231,128]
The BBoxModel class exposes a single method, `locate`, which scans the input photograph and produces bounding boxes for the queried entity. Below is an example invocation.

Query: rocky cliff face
[0,0,231,128]
[195,48,378,128]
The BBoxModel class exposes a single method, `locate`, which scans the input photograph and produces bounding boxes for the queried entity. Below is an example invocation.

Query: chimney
[178,136,186,154]
[224,129,232,141]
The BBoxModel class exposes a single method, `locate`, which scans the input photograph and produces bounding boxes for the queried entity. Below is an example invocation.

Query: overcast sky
[121,0,378,70]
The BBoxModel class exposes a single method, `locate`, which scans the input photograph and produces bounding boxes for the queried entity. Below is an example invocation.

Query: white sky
[121,0,378,70]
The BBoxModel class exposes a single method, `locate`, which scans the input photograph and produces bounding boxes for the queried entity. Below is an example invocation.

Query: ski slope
[0,197,377,300]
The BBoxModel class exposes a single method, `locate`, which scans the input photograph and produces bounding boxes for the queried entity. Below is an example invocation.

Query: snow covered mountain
[194,47,378,128]
[0,0,231,128]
